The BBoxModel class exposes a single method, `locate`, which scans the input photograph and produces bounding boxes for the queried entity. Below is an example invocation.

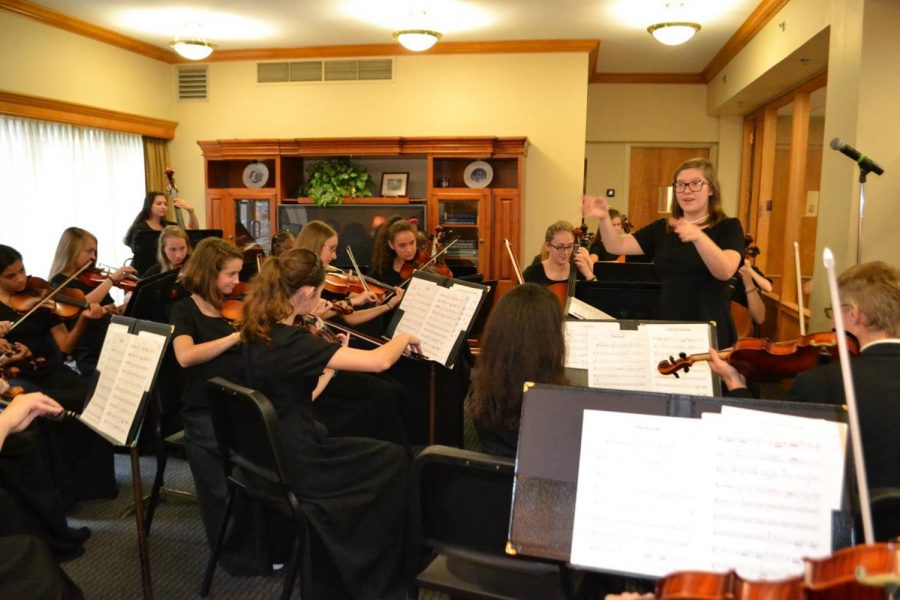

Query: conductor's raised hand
[583,194,609,221]
[668,217,703,243]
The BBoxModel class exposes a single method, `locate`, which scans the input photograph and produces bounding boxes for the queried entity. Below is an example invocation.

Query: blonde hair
[180,238,243,309]
[241,248,324,344]
[49,227,96,279]
[670,158,727,226]
[539,220,576,261]
[838,261,900,337]
[156,226,192,272]
[295,221,336,256]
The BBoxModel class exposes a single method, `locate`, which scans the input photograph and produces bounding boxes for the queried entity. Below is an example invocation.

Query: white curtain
[0,115,145,284]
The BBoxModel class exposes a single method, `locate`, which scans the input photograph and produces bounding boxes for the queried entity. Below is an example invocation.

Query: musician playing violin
[49,227,134,378]
[369,217,424,287]
[711,261,900,534]
[142,225,191,277]
[270,229,295,257]
[584,158,744,348]
[523,220,597,286]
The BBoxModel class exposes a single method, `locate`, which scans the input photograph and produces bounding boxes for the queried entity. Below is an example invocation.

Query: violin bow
[504,238,524,285]
[794,241,806,336]
[823,248,873,544]
[7,262,92,335]
[344,246,371,295]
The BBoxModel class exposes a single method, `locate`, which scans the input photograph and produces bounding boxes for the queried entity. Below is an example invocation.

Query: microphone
[829,138,885,175]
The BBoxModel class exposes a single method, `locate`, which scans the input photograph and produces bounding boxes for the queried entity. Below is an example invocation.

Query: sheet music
[570,410,708,576]
[565,321,619,369]
[570,407,846,579]
[567,297,614,320]
[566,321,715,395]
[81,325,167,445]
[392,275,484,366]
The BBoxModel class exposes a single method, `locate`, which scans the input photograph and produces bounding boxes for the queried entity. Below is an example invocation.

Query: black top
[49,274,111,377]
[169,296,241,413]
[632,217,744,348]
[522,262,586,286]
[0,300,64,373]
[126,219,176,250]
[589,239,620,262]
[243,324,412,597]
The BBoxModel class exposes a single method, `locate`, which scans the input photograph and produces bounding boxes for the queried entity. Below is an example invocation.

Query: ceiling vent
[257,59,392,84]
[177,66,208,100]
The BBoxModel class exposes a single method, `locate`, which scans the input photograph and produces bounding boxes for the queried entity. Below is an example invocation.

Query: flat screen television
[278,203,428,270]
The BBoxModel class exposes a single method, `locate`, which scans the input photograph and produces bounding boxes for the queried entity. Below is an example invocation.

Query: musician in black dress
[368,217,420,287]
[589,208,624,262]
[584,158,744,348]
[123,191,197,252]
[169,237,276,576]
[241,248,421,598]
[523,220,596,286]
[48,227,135,378]
[270,230,295,257]
[140,225,191,278]
[469,283,568,458]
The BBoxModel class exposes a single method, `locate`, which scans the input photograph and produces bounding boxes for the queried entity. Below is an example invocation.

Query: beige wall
[170,53,589,256]
[0,11,173,120]
[584,84,741,219]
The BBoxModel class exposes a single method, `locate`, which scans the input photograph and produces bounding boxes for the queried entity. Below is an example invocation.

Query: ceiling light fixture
[169,37,216,60]
[393,29,442,52]
[647,21,701,46]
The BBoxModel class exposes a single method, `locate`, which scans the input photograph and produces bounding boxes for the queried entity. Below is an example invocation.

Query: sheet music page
[570,410,708,577]
[565,321,621,369]
[640,323,714,396]
[96,331,166,445]
[393,276,482,365]
[699,410,839,580]
[80,326,131,431]
[587,329,653,391]
[568,297,614,320]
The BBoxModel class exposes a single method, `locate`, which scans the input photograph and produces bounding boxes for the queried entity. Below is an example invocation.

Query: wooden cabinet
[198,137,526,289]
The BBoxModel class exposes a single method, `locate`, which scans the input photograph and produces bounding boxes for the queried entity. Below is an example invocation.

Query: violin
[220,281,250,324]
[322,271,384,305]
[655,543,899,600]
[657,331,860,383]
[299,314,340,344]
[76,265,138,293]
[8,276,94,320]
[399,228,454,280]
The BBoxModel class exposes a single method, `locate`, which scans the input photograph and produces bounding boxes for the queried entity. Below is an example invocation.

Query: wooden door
[430,188,491,275]
[491,189,520,296]
[628,147,711,230]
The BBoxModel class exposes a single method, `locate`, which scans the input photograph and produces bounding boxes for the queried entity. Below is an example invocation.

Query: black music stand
[576,262,662,320]
[124,269,180,324]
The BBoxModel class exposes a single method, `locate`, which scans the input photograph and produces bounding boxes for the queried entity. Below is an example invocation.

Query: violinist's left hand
[0,320,12,337]
[349,291,379,307]
[708,348,747,391]
[310,299,333,319]
[668,217,704,243]
[574,247,596,279]
[110,265,137,283]
[81,303,107,321]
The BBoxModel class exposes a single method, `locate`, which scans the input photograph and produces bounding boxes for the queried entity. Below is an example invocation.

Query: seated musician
[469,284,568,458]
[122,191,197,252]
[141,225,191,278]
[270,229,295,257]
[523,220,597,286]
[369,216,420,287]
[589,208,624,262]
[709,261,900,499]
[730,235,772,330]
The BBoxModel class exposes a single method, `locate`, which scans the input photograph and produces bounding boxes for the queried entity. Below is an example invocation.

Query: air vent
[177,66,208,100]
[257,59,392,84]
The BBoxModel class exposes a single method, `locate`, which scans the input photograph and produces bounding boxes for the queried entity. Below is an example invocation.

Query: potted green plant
[302,158,373,206]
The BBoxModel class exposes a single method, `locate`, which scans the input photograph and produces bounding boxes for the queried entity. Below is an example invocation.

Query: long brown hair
[370,216,417,278]
[670,157,727,226]
[49,227,95,279]
[469,284,568,430]
[180,237,243,309]
[241,248,324,344]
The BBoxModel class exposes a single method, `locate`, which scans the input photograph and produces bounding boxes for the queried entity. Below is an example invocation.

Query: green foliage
[303,158,373,206]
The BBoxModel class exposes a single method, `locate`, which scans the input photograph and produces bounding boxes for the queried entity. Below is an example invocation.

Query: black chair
[415,445,581,600]
[201,378,310,599]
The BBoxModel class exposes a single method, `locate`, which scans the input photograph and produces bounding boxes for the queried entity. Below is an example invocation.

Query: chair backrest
[416,445,515,557]
[206,377,291,489]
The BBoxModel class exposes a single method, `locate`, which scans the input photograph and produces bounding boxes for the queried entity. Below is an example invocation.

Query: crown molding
[702,0,791,82]
[590,72,705,85]
[0,90,178,138]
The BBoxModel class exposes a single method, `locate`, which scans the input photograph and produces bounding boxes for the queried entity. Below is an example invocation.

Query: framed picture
[380,172,409,197]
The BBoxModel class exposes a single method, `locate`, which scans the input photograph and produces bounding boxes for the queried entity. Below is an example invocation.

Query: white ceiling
[31,0,762,74]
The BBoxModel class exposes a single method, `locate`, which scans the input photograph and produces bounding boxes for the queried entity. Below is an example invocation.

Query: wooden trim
[587,42,600,81]
[702,0,791,82]
[0,90,178,139]
[198,137,529,158]
[208,39,600,63]
[737,118,756,231]
[0,0,177,63]
[590,72,705,84]
[778,91,810,306]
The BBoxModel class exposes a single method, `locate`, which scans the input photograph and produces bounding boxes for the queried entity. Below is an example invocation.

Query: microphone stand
[856,165,872,264]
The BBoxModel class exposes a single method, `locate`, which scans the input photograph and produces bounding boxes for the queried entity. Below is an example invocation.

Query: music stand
[125,269,180,324]
[577,262,662,320]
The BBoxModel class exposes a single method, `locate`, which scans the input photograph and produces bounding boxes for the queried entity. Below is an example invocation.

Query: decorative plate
[242,162,269,188]
[463,160,493,189]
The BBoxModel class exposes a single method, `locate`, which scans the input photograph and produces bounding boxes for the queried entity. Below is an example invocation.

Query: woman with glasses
[523,220,597,286]
[584,158,744,348]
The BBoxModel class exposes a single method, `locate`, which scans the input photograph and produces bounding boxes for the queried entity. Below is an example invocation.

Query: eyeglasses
[548,243,575,253]
[823,304,850,319]
[673,180,708,193]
